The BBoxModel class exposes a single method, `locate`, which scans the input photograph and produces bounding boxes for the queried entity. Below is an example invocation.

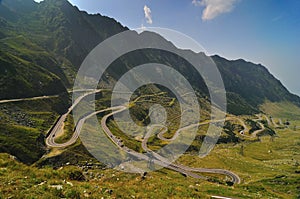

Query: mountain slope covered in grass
[0,1,299,198]
[1,0,298,114]
[0,0,300,164]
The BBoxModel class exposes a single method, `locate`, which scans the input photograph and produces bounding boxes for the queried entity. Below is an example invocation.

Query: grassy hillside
[1,0,299,112]
[0,50,66,100]
[260,101,300,120]
[212,55,300,112]
[0,0,126,99]
[0,125,299,198]
[0,1,299,198]
[0,95,69,164]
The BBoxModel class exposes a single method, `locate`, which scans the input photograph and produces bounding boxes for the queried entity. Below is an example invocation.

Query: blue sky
[36,0,300,95]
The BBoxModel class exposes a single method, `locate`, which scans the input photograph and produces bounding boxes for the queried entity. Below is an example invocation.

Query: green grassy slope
[0,125,299,198]
[1,0,300,112]
[0,50,66,100]
[260,101,300,120]
[0,0,126,99]
[0,96,69,164]
[0,4,299,198]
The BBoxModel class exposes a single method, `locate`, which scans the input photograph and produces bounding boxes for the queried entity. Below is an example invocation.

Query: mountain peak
[0,0,299,115]
[39,0,72,6]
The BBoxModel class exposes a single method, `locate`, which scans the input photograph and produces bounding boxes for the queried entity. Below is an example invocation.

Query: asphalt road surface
[45,92,240,184]
[142,124,241,184]
[0,95,59,104]
[45,89,103,147]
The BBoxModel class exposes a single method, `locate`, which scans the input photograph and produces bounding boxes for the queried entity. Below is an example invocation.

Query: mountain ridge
[0,0,299,115]
[0,1,300,198]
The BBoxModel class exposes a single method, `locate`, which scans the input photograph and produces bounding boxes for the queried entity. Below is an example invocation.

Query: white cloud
[192,0,202,6]
[192,0,238,21]
[144,5,153,24]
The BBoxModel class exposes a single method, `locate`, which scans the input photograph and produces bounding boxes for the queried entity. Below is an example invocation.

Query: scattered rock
[49,185,63,190]
[104,189,113,195]
[67,181,73,186]
[9,155,17,161]
[36,181,47,186]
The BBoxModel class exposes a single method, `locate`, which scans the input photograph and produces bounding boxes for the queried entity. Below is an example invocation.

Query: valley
[1,89,299,198]
[0,0,299,198]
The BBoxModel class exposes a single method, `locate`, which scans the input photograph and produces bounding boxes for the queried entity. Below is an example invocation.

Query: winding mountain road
[44,91,240,184]
[263,115,272,126]
[251,121,265,137]
[142,124,241,184]
[45,89,103,148]
[0,89,101,104]
[271,117,279,128]
[100,107,207,179]
[0,95,59,104]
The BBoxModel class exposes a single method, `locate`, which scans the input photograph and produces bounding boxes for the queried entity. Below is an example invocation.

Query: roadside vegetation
[0,124,299,198]
[0,96,69,164]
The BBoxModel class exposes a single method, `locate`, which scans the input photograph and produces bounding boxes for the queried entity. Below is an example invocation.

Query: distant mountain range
[0,0,299,116]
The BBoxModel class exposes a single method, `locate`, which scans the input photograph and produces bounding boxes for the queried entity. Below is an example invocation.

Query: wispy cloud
[192,0,239,21]
[144,5,153,24]
[192,0,202,6]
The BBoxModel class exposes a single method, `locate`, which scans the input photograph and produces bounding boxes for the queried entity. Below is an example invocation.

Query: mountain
[0,0,126,99]
[1,1,300,198]
[1,0,299,113]
[0,0,300,164]
[212,55,300,115]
